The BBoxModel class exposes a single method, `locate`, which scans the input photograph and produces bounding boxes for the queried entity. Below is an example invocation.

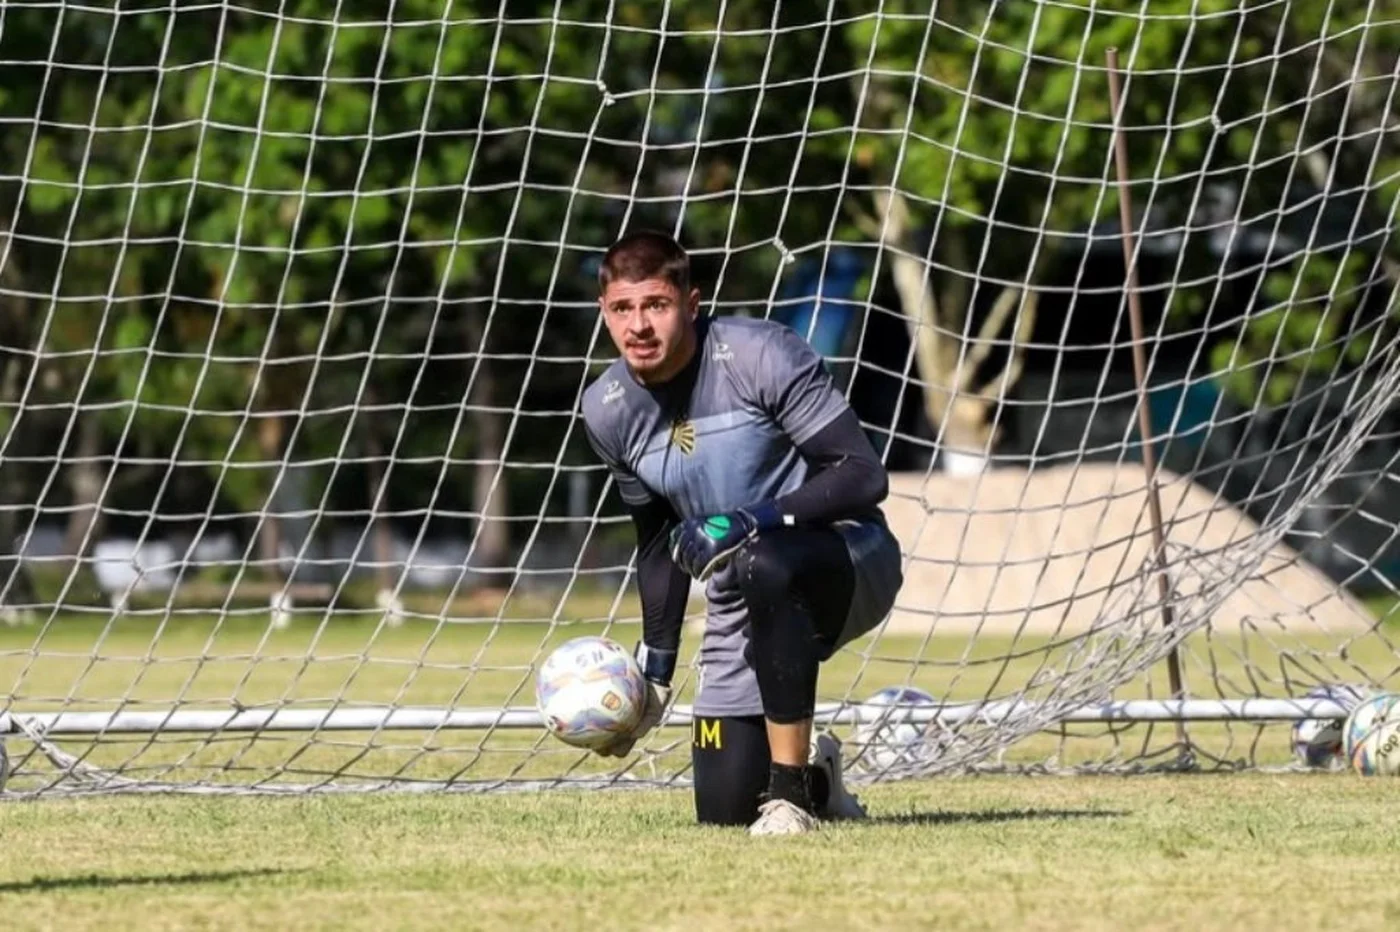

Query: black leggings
[689,528,855,826]
[691,715,831,826]
[734,526,856,724]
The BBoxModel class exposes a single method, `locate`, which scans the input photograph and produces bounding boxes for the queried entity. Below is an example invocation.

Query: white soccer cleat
[748,798,820,836]
[811,731,868,821]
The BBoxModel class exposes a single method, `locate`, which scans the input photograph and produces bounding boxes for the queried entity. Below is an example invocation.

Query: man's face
[598,276,699,383]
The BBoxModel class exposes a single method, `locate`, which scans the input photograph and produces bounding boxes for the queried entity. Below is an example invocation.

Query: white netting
[0,2,1398,796]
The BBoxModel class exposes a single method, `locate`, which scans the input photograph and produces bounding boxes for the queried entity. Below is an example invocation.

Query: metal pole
[1105,47,1190,752]
[0,697,1356,735]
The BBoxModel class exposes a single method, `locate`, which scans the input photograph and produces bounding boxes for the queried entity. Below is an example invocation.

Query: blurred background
[0,1,1395,620]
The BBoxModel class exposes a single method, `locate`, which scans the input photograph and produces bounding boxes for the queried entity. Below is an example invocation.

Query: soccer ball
[850,686,939,772]
[1343,692,1400,776]
[1290,683,1368,769]
[535,636,647,750]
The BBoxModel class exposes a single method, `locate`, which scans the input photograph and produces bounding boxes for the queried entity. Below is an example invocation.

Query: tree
[1,1,641,596]
[631,2,1398,466]
[840,0,1400,462]
[3,1,1394,602]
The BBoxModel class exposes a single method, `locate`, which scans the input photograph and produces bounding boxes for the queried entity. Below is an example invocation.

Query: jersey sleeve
[583,420,654,507]
[753,323,850,445]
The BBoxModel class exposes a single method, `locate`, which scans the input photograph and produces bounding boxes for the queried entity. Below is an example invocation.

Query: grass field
[2,588,1397,788]
[3,592,1400,928]
[3,774,1400,929]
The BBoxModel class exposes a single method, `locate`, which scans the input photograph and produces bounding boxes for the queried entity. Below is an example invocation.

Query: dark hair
[597,229,690,295]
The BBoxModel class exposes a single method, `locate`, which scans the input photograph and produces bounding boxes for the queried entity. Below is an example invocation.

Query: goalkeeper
[581,230,903,836]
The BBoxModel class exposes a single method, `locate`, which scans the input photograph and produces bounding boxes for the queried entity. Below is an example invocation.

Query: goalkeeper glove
[667,501,789,582]
[593,643,676,759]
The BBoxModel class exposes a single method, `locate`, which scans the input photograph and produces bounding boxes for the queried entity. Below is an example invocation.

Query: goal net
[0,2,1397,797]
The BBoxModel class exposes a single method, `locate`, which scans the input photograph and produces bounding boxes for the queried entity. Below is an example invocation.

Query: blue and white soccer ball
[1290,683,1368,769]
[1343,692,1400,776]
[850,686,940,773]
[535,636,647,751]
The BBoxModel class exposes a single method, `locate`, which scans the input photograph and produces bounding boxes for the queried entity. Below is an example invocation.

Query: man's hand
[668,501,786,581]
[593,679,671,758]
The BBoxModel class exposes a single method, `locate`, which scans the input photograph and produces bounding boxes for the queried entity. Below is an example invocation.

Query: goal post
[1,2,1399,797]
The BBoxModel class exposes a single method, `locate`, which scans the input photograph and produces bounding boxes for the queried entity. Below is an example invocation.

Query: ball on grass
[850,685,939,772]
[1343,692,1400,776]
[1290,683,1368,770]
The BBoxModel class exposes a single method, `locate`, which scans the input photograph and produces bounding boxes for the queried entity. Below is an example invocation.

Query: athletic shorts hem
[692,703,766,719]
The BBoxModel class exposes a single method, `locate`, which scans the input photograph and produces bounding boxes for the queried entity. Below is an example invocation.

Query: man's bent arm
[630,497,690,685]
[772,407,888,527]
[744,323,889,530]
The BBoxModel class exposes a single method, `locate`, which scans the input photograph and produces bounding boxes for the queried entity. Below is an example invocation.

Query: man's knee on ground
[692,715,768,826]
[696,791,761,827]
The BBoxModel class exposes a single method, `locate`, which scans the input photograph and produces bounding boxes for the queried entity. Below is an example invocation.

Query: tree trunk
[463,311,512,589]
[256,412,284,582]
[868,190,1040,474]
[360,387,404,622]
[0,348,37,616]
[0,231,40,615]
[471,409,511,587]
[62,412,106,559]
[362,400,395,595]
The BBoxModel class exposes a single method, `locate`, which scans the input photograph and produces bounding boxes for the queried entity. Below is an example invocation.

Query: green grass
[2,589,1399,790]
[2,593,1400,927]
[2,774,1400,930]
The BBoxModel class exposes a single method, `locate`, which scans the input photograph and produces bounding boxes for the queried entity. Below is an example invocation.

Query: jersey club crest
[669,418,697,455]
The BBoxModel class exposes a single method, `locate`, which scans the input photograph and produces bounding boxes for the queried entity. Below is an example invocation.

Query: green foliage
[1212,251,1387,407]
[0,2,619,521]
[834,0,1396,400]
[0,1,1393,538]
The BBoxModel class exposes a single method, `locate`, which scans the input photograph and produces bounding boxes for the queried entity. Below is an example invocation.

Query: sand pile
[879,462,1374,636]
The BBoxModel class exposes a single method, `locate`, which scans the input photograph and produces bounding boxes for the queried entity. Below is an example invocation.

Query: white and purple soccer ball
[1291,683,1369,769]
[850,685,940,773]
[536,636,648,751]
[1343,691,1400,776]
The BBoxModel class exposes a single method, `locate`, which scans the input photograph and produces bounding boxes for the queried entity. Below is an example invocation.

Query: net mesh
[0,1,1398,796]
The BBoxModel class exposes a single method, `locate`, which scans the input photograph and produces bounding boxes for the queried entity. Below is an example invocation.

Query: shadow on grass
[867,807,1128,827]
[0,866,300,894]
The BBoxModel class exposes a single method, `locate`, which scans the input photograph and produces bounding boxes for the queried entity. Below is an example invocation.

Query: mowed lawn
[2,774,1400,930]
[2,595,1400,928]
[1,589,1397,789]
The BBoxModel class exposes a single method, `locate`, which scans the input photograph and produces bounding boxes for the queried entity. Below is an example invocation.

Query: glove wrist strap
[635,643,678,687]
[741,499,791,532]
